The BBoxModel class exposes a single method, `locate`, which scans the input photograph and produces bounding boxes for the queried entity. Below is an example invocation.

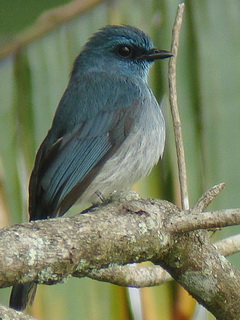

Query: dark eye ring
[116,45,134,58]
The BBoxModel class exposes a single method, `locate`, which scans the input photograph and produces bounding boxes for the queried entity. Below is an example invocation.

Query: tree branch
[87,265,171,287]
[215,234,240,257]
[167,208,240,233]
[1,193,240,319]
[0,305,36,320]
[0,194,176,288]
[88,233,240,288]
[0,0,104,59]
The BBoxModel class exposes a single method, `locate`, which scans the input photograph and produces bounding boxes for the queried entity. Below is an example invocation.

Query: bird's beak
[138,49,173,61]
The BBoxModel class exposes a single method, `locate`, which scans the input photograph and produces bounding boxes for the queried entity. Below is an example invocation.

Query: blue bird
[10,25,172,311]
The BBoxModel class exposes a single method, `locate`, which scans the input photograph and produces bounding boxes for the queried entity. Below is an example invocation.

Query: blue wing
[29,72,143,219]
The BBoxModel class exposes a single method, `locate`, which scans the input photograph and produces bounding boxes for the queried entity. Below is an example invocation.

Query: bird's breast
[79,88,165,205]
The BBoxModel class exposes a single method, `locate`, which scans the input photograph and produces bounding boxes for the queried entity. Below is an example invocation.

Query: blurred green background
[0,0,239,319]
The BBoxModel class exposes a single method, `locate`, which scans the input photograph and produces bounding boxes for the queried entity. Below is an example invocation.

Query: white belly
[79,93,165,204]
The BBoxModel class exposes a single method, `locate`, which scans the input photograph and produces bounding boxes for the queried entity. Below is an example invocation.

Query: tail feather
[9,282,37,311]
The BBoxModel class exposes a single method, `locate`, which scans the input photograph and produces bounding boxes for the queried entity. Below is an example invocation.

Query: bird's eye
[116,45,134,59]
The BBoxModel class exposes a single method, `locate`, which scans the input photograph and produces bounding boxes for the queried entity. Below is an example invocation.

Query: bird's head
[72,25,172,81]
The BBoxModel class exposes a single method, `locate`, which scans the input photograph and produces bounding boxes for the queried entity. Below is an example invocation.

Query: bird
[9,25,172,311]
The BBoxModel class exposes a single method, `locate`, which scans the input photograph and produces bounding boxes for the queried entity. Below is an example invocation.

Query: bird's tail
[9,282,37,311]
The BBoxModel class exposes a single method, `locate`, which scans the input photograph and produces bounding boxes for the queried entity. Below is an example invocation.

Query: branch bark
[1,192,240,320]
[0,305,35,320]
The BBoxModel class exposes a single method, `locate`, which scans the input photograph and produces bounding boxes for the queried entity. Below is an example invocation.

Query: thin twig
[167,208,240,233]
[215,234,240,256]
[168,3,188,210]
[193,183,226,211]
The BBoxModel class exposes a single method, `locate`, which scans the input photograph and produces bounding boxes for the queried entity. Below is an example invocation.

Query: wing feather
[29,72,142,219]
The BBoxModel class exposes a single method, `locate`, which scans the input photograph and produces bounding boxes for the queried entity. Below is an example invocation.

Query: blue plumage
[10,24,172,311]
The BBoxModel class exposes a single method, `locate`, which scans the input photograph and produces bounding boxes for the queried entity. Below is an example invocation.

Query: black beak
[137,49,173,61]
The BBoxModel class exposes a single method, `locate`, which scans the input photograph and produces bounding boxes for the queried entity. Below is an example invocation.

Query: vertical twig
[168,4,189,210]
